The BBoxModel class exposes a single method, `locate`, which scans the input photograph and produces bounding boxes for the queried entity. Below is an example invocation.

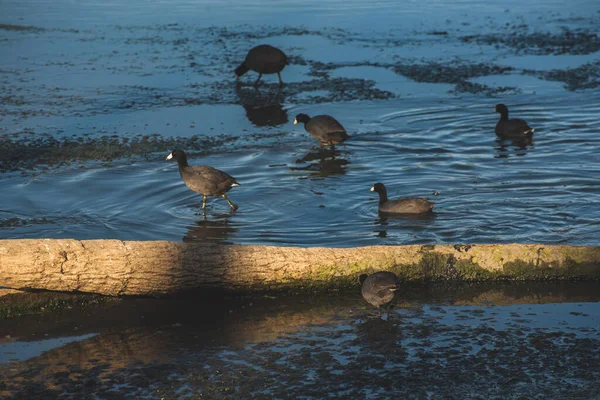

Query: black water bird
[494,103,535,138]
[359,271,401,317]
[235,45,288,87]
[166,149,239,211]
[370,183,435,215]
[294,113,350,148]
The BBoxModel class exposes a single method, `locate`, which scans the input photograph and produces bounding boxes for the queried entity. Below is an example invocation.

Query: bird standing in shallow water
[235,44,288,87]
[370,183,435,215]
[494,103,535,138]
[294,113,350,149]
[360,271,402,317]
[166,149,239,212]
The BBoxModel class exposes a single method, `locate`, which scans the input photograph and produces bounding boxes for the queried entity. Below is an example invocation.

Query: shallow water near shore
[1,0,600,246]
[1,282,600,398]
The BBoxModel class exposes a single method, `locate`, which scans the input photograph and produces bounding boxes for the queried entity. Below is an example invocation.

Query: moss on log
[1,240,599,296]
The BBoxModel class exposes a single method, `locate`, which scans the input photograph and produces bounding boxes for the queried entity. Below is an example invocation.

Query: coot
[294,113,350,147]
[166,149,239,211]
[235,45,288,87]
[359,271,401,317]
[494,104,535,138]
[370,183,434,215]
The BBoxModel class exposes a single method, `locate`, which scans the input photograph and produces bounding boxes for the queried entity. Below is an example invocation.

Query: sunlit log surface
[1,239,599,296]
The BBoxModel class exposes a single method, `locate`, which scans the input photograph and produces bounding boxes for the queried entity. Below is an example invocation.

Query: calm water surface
[1,0,599,246]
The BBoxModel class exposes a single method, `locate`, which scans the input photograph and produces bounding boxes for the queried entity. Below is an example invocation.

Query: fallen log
[1,240,599,296]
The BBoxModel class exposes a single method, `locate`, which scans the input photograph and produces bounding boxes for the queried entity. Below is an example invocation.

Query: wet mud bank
[0,290,114,319]
[1,282,599,398]
[2,280,599,320]
[1,240,599,296]
[0,131,271,172]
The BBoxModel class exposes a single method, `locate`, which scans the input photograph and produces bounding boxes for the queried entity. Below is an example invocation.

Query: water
[1,283,599,398]
[1,0,600,246]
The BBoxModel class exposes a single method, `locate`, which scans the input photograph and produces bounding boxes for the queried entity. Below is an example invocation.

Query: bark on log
[1,239,599,296]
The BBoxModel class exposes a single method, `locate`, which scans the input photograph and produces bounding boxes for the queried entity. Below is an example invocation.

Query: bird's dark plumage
[294,113,350,146]
[235,45,288,87]
[494,103,535,138]
[360,271,401,316]
[370,183,434,215]
[166,149,239,211]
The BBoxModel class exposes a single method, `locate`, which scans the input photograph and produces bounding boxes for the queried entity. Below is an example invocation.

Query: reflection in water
[374,213,436,239]
[377,213,436,222]
[183,213,237,243]
[244,103,289,127]
[355,318,404,354]
[494,137,534,158]
[236,85,288,127]
[291,147,350,178]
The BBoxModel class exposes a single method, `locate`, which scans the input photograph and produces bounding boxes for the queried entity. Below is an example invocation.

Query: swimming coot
[294,113,350,148]
[235,45,288,87]
[494,104,535,138]
[370,182,435,215]
[359,271,401,316]
[166,149,239,211]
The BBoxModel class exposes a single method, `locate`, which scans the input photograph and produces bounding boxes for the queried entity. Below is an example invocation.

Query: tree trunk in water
[1,239,599,296]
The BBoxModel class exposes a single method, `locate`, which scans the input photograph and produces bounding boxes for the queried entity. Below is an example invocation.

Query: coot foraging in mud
[293,113,350,148]
[370,183,435,215]
[235,44,288,87]
[166,149,239,211]
[359,271,401,317]
[494,104,535,138]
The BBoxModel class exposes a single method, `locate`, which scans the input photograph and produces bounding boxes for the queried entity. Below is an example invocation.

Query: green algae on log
[1,240,599,296]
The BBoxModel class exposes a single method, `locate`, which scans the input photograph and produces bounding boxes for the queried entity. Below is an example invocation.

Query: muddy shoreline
[2,281,599,399]
[2,279,600,320]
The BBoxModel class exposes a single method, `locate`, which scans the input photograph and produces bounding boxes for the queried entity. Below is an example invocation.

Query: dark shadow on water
[494,137,534,158]
[182,212,237,243]
[290,147,350,178]
[236,84,288,127]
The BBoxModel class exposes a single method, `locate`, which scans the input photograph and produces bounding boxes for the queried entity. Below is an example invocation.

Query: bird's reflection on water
[373,213,437,239]
[494,137,534,159]
[291,147,350,178]
[183,212,237,243]
[236,85,288,127]
[354,318,405,354]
